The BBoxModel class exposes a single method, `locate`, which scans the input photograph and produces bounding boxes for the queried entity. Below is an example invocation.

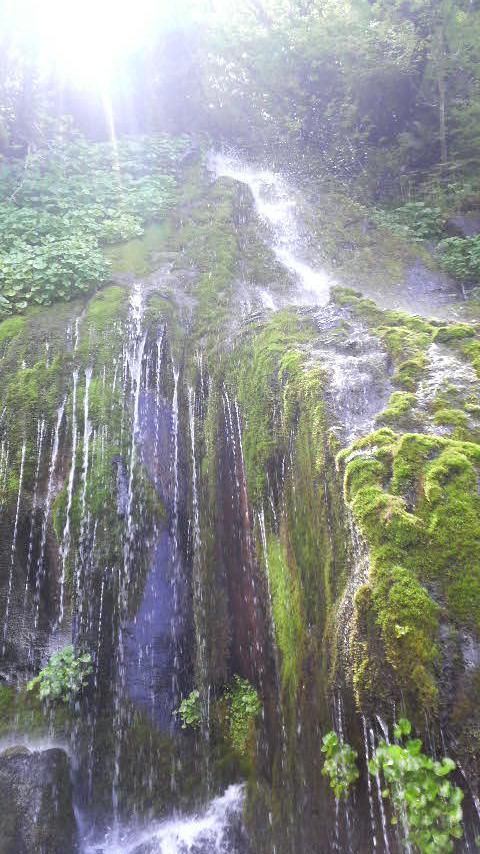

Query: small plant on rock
[321,730,360,799]
[176,689,201,729]
[369,718,464,854]
[225,676,262,754]
[27,645,93,704]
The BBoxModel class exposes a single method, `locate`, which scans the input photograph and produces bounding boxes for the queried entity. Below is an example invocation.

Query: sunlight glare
[5,0,160,88]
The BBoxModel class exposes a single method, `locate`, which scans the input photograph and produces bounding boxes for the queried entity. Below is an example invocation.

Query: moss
[394,355,427,391]
[343,455,387,503]
[339,429,480,712]
[106,222,172,276]
[433,408,470,429]
[0,315,26,344]
[463,339,480,377]
[371,565,439,706]
[267,537,305,699]
[52,485,69,544]
[0,686,15,724]
[82,285,127,332]
[376,391,417,426]
[232,310,317,502]
[434,324,476,344]
[5,353,70,427]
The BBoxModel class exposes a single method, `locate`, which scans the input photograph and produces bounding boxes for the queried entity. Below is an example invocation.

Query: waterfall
[86,783,247,854]
[369,726,391,854]
[213,153,333,307]
[23,419,46,624]
[34,398,66,631]
[74,367,92,634]
[0,438,9,514]
[361,716,377,850]
[2,439,26,654]
[58,369,78,626]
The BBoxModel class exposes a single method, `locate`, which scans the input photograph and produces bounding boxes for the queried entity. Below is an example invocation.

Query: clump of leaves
[438,235,480,283]
[374,202,445,242]
[0,132,189,317]
[0,234,110,313]
[321,730,360,799]
[370,718,463,854]
[27,645,93,704]
[176,689,201,729]
[225,676,262,754]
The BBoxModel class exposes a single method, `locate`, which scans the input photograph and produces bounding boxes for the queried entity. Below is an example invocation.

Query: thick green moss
[433,408,470,428]
[0,315,26,344]
[376,391,417,427]
[106,222,171,276]
[267,538,305,699]
[463,339,480,377]
[232,311,318,503]
[393,355,427,391]
[339,430,480,712]
[434,324,476,344]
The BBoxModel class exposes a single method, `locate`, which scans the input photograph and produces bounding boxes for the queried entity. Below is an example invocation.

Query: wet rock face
[0,746,78,854]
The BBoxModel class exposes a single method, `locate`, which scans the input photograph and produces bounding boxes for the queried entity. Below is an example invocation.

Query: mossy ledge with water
[0,139,480,852]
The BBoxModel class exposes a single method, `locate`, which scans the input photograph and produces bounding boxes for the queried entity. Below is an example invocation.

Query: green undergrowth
[338,429,480,712]
[0,134,190,316]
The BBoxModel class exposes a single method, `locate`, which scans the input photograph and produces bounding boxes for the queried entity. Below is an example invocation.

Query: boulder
[0,746,78,854]
[445,213,480,238]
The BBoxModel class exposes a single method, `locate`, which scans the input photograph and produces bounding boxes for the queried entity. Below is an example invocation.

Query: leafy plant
[27,645,93,704]
[370,718,464,854]
[225,676,262,754]
[438,235,480,283]
[374,202,445,242]
[0,132,189,316]
[321,730,360,799]
[176,689,201,729]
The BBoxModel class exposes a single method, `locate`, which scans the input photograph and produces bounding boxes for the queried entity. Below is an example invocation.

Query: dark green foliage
[225,676,262,755]
[370,719,464,854]
[438,236,480,283]
[176,690,201,729]
[374,203,445,242]
[27,646,93,704]
[322,721,464,852]
[321,731,359,800]
[0,134,189,316]
[0,233,109,311]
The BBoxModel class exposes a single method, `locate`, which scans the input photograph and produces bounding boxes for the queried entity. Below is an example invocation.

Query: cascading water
[1,148,479,854]
[87,784,247,854]
[213,153,334,309]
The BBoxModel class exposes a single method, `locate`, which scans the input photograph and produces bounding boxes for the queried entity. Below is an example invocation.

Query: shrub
[0,234,110,313]
[370,718,464,854]
[374,202,445,242]
[437,235,480,283]
[27,645,93,704]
